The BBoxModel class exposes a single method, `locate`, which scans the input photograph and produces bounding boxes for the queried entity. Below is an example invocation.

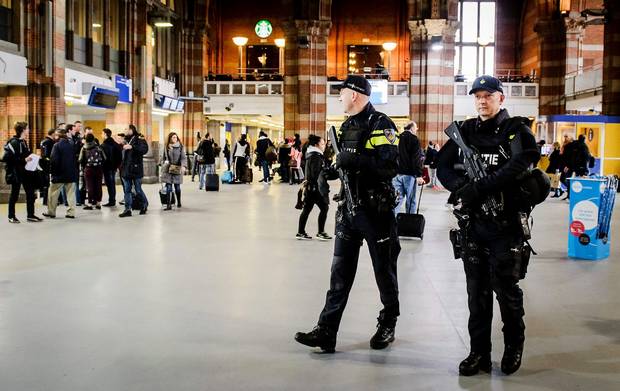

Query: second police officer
[294,75,401,352]
[437,75,542,376]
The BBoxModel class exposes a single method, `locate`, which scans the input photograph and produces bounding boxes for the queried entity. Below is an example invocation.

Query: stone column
[408,18,458,146]
[283,20,331,141]
[180,28,207,153]
[0,0,67,202]
[565,17,585,75]
[535,18,567,115]
[603,0,620,115]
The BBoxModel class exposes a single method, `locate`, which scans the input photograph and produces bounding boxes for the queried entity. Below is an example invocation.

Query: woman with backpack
[79,133,107,210]
[160,132,187,210]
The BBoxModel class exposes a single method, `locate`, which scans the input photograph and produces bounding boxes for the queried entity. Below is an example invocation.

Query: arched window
[454,0,496,81]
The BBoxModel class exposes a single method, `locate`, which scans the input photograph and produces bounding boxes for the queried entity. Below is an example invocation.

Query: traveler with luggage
[393,121,425,215]
[425,141,439,189]
[160,132,187,210]
[277,139,291,183]
[196,133,216,190]
[233,134,251,183]
[295,75,401,353]
[79,133,107,210]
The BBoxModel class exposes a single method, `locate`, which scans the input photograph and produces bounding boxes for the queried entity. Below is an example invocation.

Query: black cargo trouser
[464,218,527,354]
[318,206,401,331]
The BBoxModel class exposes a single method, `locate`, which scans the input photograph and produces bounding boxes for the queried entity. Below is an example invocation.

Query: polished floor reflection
[1,181,619,391]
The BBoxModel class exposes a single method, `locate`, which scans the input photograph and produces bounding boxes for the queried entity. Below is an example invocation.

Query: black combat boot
[294,326,337,353]
[501,345,523,375]
[369,324,395,350]
[459,352,492,376]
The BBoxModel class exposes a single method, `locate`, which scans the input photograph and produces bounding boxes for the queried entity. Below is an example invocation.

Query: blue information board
[568,177,611,260]
[115,75,133,104]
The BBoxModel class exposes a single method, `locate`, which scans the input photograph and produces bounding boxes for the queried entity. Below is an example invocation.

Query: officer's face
[474,90,505,119]
[339,88,355,114]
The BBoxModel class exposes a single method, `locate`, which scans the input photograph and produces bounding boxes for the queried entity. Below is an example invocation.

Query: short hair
[308,134,322,146]
[84,126,92,132]
[103,128,112,137]
[57,122,65,128]
[14,121,28,137]
[404,121,417,131]
[578,134,586,142]
[74,120,82,125]
[85,133,95,143]
[57,129,67,136]
[47,128,56,136]
[65,124,74,132]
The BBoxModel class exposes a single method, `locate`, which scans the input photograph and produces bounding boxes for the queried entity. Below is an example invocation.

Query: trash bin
[568,176,618,260]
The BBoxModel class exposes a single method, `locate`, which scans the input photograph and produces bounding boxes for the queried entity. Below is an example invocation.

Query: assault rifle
[444,121,502,217]
[328,126,357,216]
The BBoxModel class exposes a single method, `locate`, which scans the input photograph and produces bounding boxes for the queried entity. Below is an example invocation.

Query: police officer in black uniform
[437,76,540,376]
[295,75,401,352]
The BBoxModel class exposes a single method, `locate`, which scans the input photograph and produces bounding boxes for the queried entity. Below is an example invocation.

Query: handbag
[166,147,183,175]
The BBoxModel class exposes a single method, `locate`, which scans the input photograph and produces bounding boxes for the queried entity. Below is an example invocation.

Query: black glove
[335,151,359,170]
[455,182,481,205]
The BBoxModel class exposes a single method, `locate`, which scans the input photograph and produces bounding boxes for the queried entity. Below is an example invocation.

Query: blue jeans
[199,164,216,189]
[392,174,417,215]
[122,177,148,211]
[261,160,270,182]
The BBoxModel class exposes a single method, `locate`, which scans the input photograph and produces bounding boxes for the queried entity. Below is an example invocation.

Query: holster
[362,183,397,214]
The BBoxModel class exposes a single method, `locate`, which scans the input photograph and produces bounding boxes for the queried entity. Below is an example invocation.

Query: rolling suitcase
[242,166,253,183]
[205,174,220,191]
[397,184,425,239]
[159,185,175,206]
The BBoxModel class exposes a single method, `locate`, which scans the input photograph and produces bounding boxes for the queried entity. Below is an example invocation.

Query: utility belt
[449,211,533,280]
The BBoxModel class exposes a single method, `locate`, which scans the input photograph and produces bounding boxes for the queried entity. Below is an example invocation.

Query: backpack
[86,147,104,167]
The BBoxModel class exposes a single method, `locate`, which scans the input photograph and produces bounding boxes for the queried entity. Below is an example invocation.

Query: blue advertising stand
[567,177,611,260]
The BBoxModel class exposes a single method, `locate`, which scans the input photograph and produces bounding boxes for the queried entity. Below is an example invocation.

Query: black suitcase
[397,185,425,239]
[159,186,175,206]
[242,167,253,183]
[205,174,220,191]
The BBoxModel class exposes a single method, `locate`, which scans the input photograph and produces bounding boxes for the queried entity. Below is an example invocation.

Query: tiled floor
[1,179,619,390]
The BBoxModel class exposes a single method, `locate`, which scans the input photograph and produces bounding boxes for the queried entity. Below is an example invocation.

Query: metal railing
[565,65,603,97]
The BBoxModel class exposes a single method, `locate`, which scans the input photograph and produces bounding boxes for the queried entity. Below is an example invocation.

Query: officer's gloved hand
[335,151,359,170]
[456,182,481,205]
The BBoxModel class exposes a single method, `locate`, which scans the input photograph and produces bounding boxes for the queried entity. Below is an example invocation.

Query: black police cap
[336,75,372,96]
[469,75,504,95]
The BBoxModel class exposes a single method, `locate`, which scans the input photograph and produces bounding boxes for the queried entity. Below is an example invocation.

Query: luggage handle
[416,181,424,214]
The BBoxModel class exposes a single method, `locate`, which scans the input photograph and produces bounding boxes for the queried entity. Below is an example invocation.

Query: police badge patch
[384,129,397,144]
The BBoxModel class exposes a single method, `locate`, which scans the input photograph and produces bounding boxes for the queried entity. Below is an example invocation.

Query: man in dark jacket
[255,131,275,184]
[119,124,149,217]
[44,128,79,219]
[277,140,291,183]
[393,121,424,215]
[437,75,540,376]
[40,128,57,206]
[571,135,591,176]
[196,134,216,190]
[66,124,83,205]
[101,128,122,206]
[3,122,41,223]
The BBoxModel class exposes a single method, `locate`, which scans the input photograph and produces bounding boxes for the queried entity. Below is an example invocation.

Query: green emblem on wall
[255,20,273,39]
